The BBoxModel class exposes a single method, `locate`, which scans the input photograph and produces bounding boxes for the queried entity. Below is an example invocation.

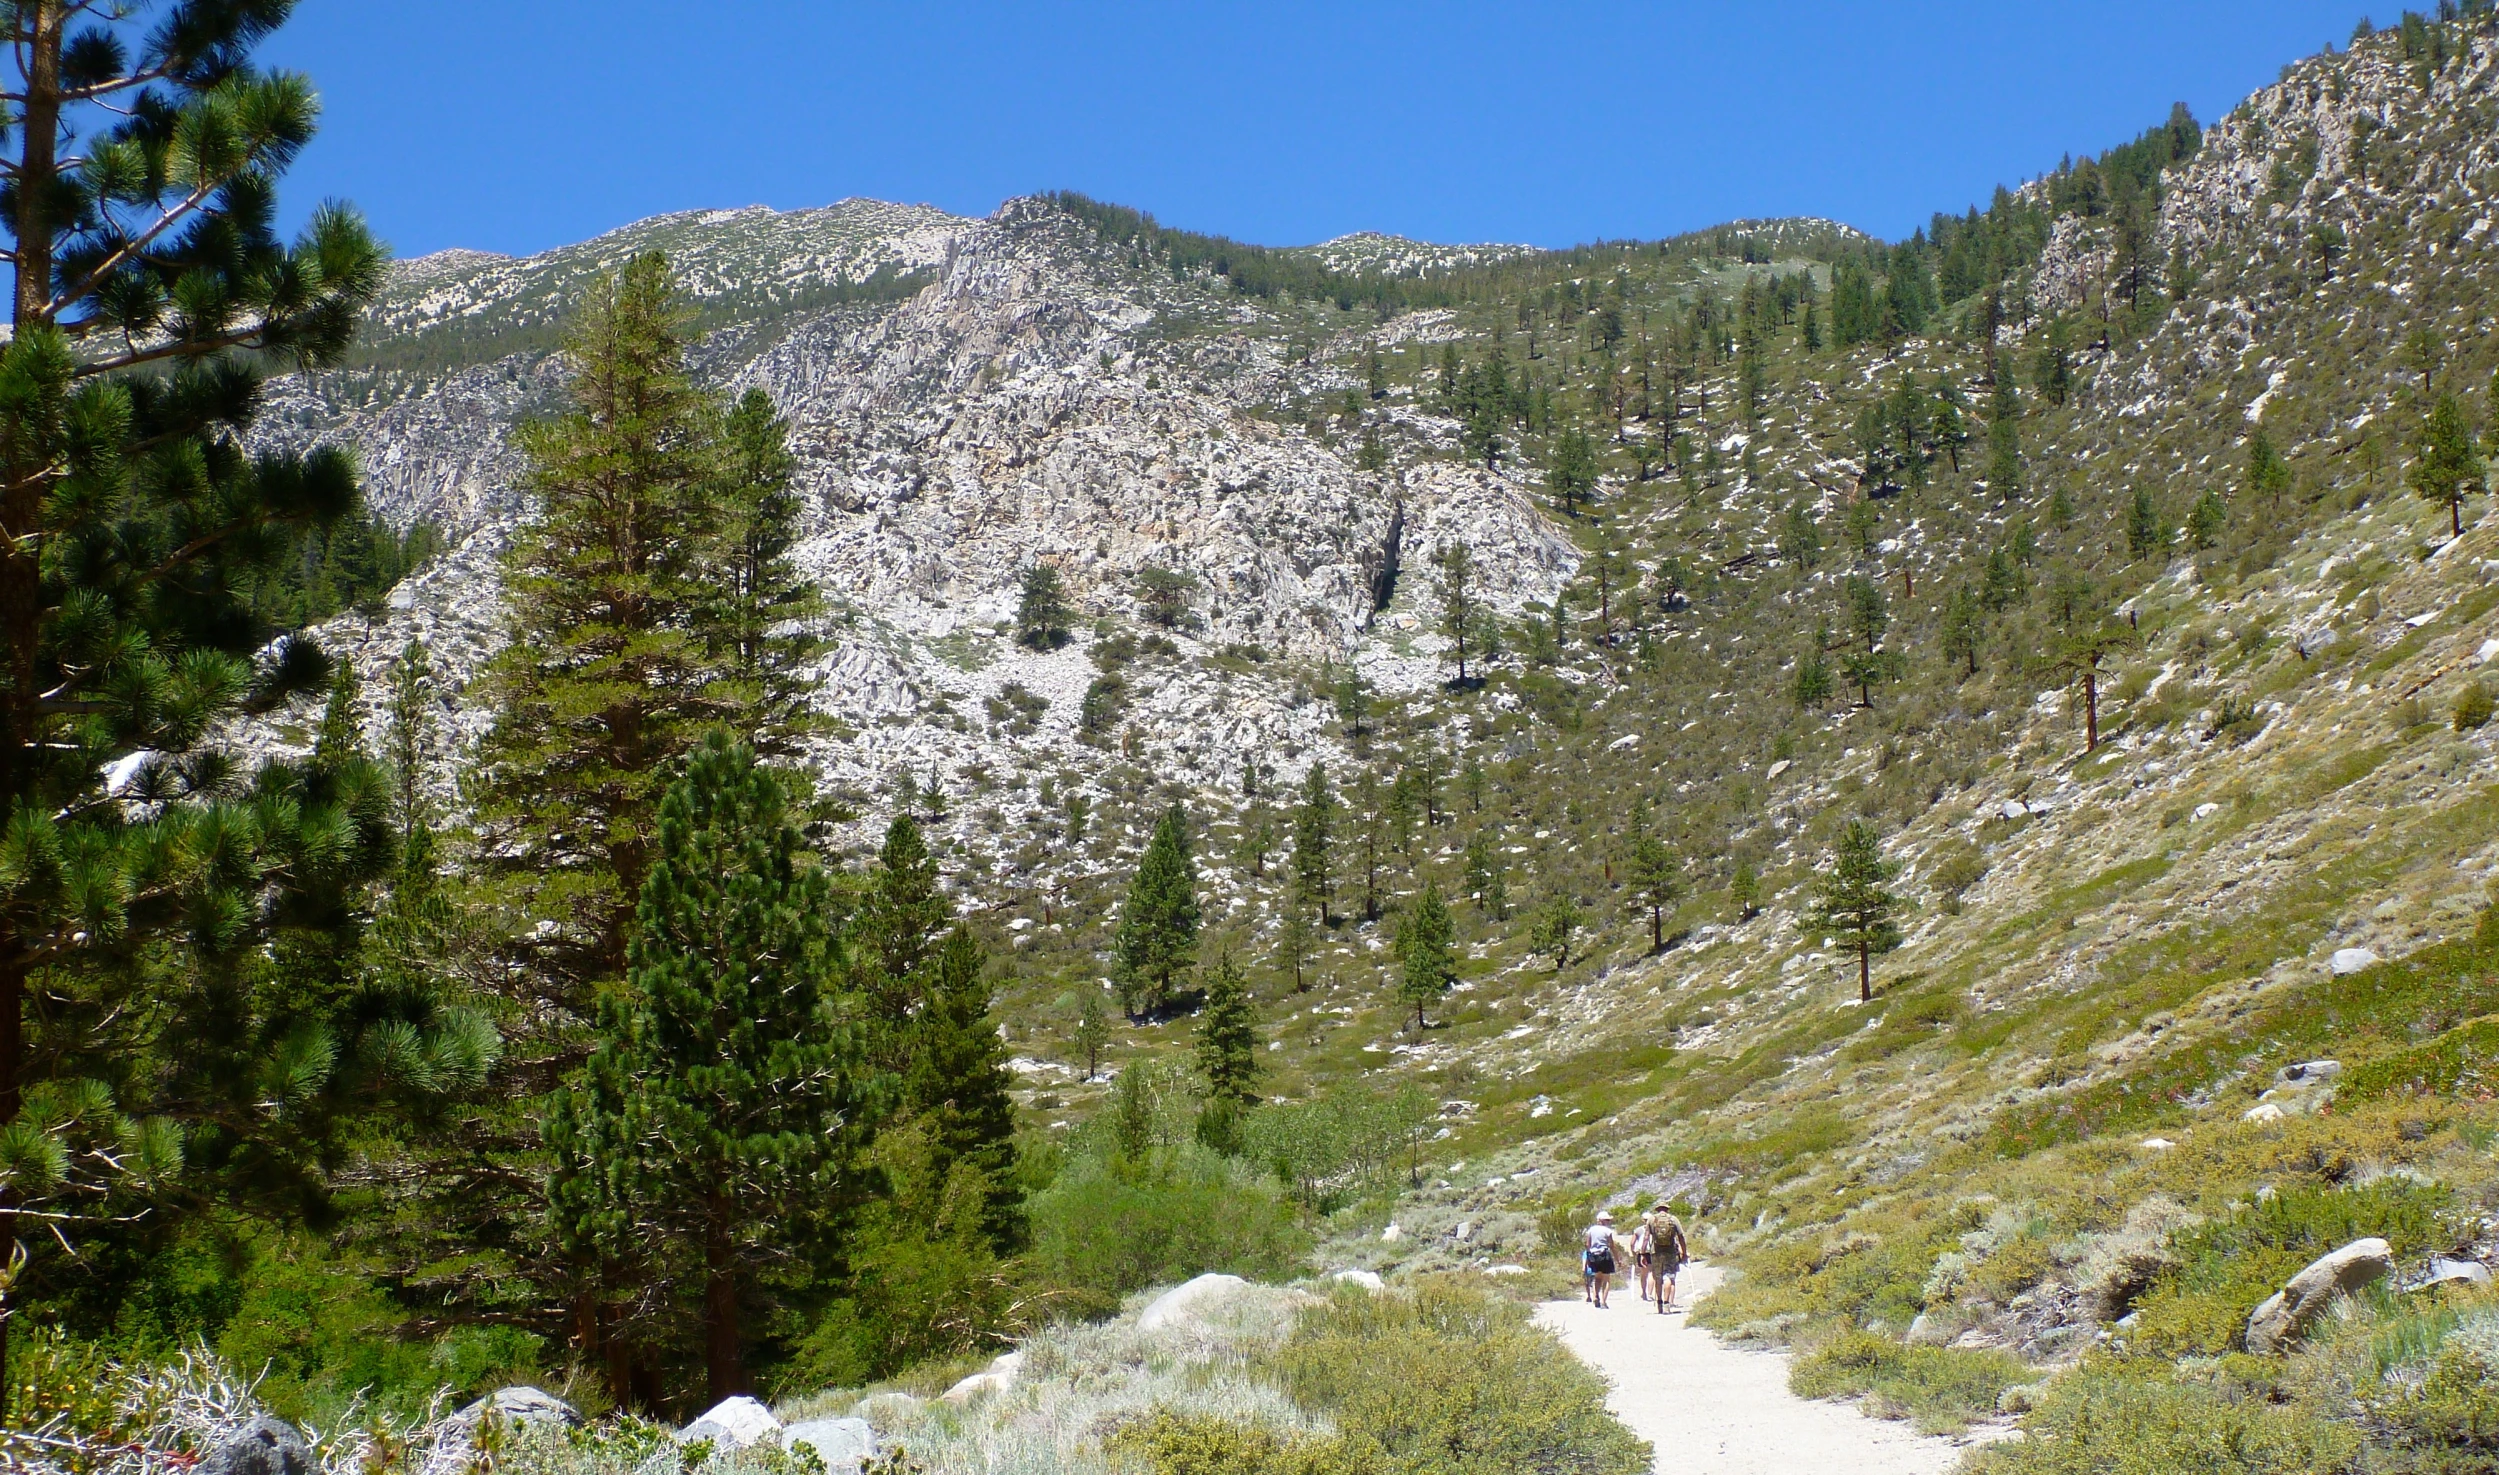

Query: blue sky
[265,1,2368,260]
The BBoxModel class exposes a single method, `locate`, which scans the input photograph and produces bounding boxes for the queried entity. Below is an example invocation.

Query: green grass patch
[1790,1330,2026,1433]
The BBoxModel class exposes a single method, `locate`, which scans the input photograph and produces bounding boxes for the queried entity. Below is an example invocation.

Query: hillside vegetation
[18,7,2499,1475]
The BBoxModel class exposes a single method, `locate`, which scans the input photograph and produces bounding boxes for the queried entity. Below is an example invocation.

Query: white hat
[1596,1210,1614,1223]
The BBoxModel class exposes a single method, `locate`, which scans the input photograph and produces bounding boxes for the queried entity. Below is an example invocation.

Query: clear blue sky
[264,1,2369,260]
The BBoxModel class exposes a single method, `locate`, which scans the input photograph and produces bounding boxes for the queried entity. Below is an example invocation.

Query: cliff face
[261,195,1575,872]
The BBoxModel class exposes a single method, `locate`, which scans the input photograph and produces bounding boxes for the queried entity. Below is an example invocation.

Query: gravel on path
[1534,1265,1984,1475]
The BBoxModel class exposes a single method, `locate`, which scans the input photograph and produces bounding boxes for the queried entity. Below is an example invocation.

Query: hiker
[1650,1204,1691,1313]
[1583,1210,1621,1308]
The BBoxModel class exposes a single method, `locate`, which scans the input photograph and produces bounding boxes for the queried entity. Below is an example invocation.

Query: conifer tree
[2128,486,2168,560]
[1845,576,1890,651]
[1194,951,1259,1111]
[900,925,1022,1252]
[1115,803,1201,1014]
[1548,425,1600,515]
[711,388,825,749]
[1728,863,1762,921]
[1984,416,2025,499]
[384,639,438,849]
[1016,565,1073,649]
[2187,488,2229,549]
[2051,624,2142,752]
[1395,883,1456,1030]
[1803,819,1905,1003]
[1622,808,1682,952]
[1942,588,1987,677]
[1436,542,1483,684]
[1292,764,1337,925]
[0,4,397,1404]
[545,736,874,1404]
[1072,986,1111,1081]
[2245,427,2293,507]
[1793,650,1835,710]
[470,256,749,1033]
[860,813,949,1015]
[1529,893,1582,972]
[2410,392,2486,537]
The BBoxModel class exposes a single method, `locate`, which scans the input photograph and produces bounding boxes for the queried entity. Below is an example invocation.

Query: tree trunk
[2083,670,2100,751]
[705,1192,747,1403]
[1859,946,1872,1003]
[1651,907,1663,952]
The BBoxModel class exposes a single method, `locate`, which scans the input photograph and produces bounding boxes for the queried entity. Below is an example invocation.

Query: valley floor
[1536,1268,1994,1475]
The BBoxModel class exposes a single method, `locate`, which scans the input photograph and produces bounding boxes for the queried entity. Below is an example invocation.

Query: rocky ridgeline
[261,195,1574,877]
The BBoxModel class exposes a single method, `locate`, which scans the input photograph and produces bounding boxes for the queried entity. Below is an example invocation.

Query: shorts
[1589,1251,1616,1276]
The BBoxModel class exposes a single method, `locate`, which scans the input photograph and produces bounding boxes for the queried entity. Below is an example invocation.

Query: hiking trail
[1535,1265,2001,1475]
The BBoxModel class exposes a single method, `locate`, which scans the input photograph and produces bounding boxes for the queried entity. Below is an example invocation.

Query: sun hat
[1596,1210,1614,1223]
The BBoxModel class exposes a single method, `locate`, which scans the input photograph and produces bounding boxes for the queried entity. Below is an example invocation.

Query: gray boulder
[783,1417,877,1474]
[2246,1237,2392,1353]
[448,1385,578,1434]
[199,1418,310,1475]
[679,1394,781,1451]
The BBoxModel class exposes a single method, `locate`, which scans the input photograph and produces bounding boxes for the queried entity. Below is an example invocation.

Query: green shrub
[1968,1365,2360,1475]
[2129,1177,2454,1357]
[1271,1280,1650,1475]
[1109,1411,1351,1475]
[1789,1330,2025,1432]
[2343,1015,2499,1102]
[1025,1138,1309,1316]
[2453,682,2494,732]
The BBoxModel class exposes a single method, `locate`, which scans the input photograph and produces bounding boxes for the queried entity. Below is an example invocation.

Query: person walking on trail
[1584,1210,1622,1307]
[1651,1205,1692,1313]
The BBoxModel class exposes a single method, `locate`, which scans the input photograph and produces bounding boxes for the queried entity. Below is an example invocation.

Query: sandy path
[1535,1266,1976,1475]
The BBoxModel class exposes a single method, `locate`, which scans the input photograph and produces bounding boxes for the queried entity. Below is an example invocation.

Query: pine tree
[1529,893,1582,972]
[1195,951,1260,1108]
[384,639,438,849]
[1622,809,1683,952]
[2409,392,2487,537]
[2127,486,2168,560]
[1016,565,1073,649]
[1395,884,1456,1029]
[1073,986,1112,1081]
[1436,542,1482,683]
[1793,650,1835,709]
[1333,667,1373,739]
[711,388,825,749]
[1292,765,1337,925]
[545,736,874,1404]
[1984,415,2025,498]
[469,256,748,1040]
[2052,624,2142,752]
[860,813,950,1015]
[2186,488,2229,549]
[1115,802,1201,1014]
[0,4,399,1405]
[1942,588,1987,677]
[1728,863,1762,921]
[1845,576,1889,650]
[2245,427,2293,507]
[1548,425,1600,515]
[899,925,1022,1252]
[1803,819,1905,1003]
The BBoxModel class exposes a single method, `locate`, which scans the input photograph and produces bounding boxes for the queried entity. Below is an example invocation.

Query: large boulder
[199,1418,310,1475]
[1137,1273,1249,1333]
[2246,1238,2392,1353]
[679,1394,781,1451]
[447,1385,578,1435]
[783,1417,878,1474]
[939,1350,1023,1405]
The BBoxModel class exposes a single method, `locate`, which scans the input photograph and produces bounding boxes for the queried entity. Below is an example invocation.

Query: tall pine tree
[545,736,876,1406]
[1115,802,1201,1014]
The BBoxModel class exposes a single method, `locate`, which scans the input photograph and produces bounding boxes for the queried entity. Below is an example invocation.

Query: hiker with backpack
[1647,1203,1691,1313]
[1583,1209,1622,1308]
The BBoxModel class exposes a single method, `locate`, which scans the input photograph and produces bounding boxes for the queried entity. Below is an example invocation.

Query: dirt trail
[1535,1266,1984,1475]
